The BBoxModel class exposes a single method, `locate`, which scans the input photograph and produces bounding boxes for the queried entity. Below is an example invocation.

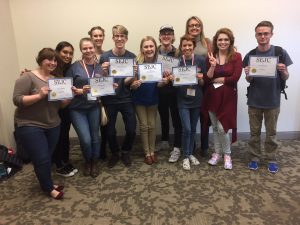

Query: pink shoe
[208,153,222,166]
[224,154,232,170]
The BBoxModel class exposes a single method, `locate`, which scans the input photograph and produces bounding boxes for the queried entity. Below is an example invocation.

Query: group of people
[13,17,293,200]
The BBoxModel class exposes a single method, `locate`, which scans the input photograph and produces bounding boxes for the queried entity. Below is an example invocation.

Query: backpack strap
[274,46,286,63]
[274,46,288,100]
[245,48,257,98]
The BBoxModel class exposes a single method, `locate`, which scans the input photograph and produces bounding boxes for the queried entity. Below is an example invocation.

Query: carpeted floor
[0,139,300,225]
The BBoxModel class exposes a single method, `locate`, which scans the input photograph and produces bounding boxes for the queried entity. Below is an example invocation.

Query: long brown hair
[212,28,235,63]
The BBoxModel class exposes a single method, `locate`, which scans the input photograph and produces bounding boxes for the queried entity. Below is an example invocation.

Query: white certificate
[138,63,163,83]
[109,57,134,77]
[172,66,198,86]
[48,78,73,101]
[157,54,179,73]
[249,56,278,77]
[89,77,115,97]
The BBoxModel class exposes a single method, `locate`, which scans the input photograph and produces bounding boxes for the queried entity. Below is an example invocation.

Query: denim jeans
[178,107,200,158]
[209,112,231,155]
[105,103,136,154]
[70,106,100,161]
[16,125,60,192]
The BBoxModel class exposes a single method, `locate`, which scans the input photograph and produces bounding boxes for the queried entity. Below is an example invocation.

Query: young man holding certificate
[100,25,136,168]
[243,21,293,173]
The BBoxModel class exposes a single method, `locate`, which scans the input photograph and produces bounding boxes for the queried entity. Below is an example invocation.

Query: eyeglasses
[113,34,126,39]
[256,32,271,37]
[188,24,201,28]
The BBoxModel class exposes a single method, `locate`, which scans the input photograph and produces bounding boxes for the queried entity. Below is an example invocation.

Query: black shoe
[56,167,75,177]
[200,149,209,157]
[121,153,132,167]
[65,164,78,174]
[107,154,119,168]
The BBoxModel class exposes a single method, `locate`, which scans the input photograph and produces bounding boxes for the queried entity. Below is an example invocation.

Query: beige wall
[2,0,300,144]
[0,0,19,147]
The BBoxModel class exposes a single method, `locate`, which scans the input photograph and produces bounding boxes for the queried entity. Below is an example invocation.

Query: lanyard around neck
[80,60,95,78]
[182,54,194,66]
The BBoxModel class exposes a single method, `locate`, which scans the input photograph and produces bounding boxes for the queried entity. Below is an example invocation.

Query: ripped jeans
[209,112,231,155]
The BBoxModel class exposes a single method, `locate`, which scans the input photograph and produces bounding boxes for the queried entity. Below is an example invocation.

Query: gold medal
[175,78,180,82]
[251,68,257,73]
[51,92,56,97]
[112,70,117,75]
[141,75,146,80]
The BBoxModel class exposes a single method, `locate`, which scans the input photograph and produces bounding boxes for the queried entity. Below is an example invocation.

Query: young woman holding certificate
[130,36,168,165]
[185,16,212,157]
[202,28,242,170]
[18,42,77,177]
[13,48,67,199]
[66,37,102,178]
[174,34,206,170]
[88,26,108,161]
[51,41,79,178]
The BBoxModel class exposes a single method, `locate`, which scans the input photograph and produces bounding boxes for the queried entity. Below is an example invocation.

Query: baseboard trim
[236,131,300,140]
[70,131,300,145]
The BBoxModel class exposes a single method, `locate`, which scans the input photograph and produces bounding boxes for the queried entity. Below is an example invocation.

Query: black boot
[90,159,100,178]
[107,154,119,168]
[83,161,91,176]
[121,152,132,167]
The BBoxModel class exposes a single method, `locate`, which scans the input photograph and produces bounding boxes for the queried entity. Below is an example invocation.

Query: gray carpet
[1,139,300,225]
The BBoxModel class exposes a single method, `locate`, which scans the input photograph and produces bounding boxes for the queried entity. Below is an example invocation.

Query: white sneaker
[208,153,222,166]
[168,147,181,162]
[182,158,190,170]
[156,141,170,151]
[224,154,232,170]
[189,155,200,165]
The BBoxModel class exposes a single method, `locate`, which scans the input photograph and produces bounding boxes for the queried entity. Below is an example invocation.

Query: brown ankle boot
[90,159,100,178]
[83,161,91,176]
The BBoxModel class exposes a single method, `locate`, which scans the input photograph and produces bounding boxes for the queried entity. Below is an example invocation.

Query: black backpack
[247,46,288,100]
[0,145,23,180]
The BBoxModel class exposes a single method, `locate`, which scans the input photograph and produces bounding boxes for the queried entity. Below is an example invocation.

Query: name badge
[187,88,195,96]
[87,93,97,101]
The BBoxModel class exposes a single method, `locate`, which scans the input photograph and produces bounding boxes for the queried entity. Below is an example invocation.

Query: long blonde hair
[185,16,207,48]
[136,36,158,64]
